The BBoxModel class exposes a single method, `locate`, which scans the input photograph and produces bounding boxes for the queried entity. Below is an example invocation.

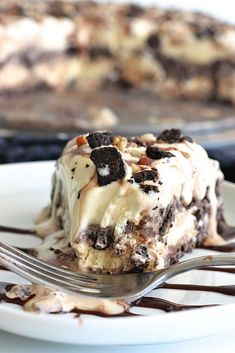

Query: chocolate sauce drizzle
[0,225,36,235]
[0,266,234,317]
[0,225,37,271]
[0,283,35,306]
[161,282,235,296]
[0,283,216,316]
[199,242,235,253]
[0,226,235,317]
[198,226,235,252]
[134,297,215,312]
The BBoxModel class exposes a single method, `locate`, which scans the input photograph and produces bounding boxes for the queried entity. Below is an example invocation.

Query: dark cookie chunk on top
[130,245,150,269]
[87,131,113,149]
[157,129,193,144]
[146,146,175,160]
[132,169,159,183]
[157,129,181,143]
[90,146,126,186]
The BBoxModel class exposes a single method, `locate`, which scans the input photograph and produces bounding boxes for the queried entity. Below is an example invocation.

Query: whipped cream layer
[36,130,224,273]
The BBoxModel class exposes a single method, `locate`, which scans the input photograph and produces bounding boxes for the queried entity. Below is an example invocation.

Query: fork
[1,240,235,301]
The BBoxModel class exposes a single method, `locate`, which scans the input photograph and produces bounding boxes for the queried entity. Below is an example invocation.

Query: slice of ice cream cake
[36,129,225,273]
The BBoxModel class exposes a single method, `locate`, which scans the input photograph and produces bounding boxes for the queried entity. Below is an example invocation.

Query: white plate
[0,161,235,345]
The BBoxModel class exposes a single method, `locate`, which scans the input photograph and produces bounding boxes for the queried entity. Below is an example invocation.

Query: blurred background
[0,0,234,181]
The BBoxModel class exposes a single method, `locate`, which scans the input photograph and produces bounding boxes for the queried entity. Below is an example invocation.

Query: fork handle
[131,254,235,301]
[145,254,235,297]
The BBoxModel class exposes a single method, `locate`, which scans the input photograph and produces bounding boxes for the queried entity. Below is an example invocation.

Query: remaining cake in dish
[0,1,235,104]
[35,129,225,274]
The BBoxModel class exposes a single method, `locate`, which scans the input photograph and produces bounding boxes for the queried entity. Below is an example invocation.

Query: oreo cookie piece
[157,129,182,143]
[157,129,193,144]
[87,131,113,149]
[90,146,126,186]
[132,169,159,183]
[146,146,175,160]
[130,245,150,269]
[86,224,114,250]
[140,184,160,194]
